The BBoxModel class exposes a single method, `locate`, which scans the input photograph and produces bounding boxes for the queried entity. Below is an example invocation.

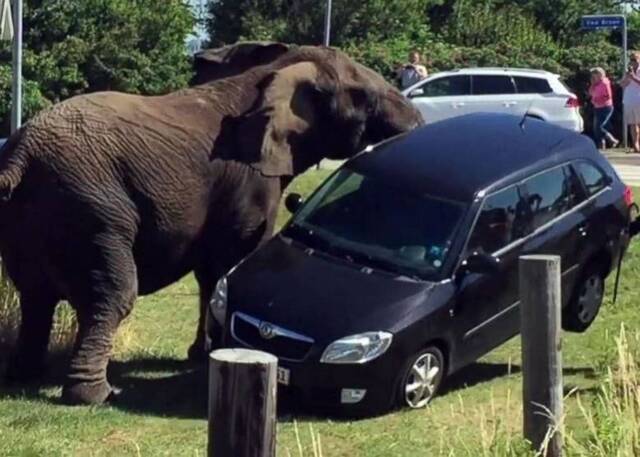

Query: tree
[0,0,194,136]
[207,0,440,47]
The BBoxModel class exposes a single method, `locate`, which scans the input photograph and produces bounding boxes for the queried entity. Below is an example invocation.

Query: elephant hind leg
[61,234,138,405]
[5,287,59,384]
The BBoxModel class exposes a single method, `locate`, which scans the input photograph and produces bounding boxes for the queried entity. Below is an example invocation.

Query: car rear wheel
[563,264,605,332]
[397,346,445,409]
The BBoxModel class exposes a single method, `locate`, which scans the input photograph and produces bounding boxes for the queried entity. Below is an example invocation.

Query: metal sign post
[581,14,628,149]
[10,0,22,134]
[323,0,332,47]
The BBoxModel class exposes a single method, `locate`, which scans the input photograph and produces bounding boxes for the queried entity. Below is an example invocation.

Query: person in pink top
[588,67,618,150]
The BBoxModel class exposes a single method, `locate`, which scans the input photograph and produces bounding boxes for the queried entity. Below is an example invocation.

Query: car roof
[350,113,601,202]
[428,68,557,78]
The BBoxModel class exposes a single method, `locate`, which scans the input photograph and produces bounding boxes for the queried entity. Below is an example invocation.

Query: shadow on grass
[0,354,600,421]
[442,362,596,395]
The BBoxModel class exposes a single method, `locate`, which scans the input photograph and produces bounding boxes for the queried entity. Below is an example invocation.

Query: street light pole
[323,0,332,47]
[10,0,22,133]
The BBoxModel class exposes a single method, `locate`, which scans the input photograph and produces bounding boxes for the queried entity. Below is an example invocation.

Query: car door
[571,160,616,267]
[406,75,472,123]
[518,165,587,305]
[511,76,554,120]
[470,74,519,115]
[452,184,532,367]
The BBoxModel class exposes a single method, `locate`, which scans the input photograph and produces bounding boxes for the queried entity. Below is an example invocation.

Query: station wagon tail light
[565,95,580,108]
[624,185,634,207]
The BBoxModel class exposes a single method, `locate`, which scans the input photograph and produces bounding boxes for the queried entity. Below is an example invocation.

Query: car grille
[231,312,314,362]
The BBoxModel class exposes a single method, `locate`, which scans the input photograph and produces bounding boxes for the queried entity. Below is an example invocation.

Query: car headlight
[210,276,227,325]
[320,332,393,364]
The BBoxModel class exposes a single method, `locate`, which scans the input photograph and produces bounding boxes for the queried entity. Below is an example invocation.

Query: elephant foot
[61,380,120,405]
[187,341,209,363]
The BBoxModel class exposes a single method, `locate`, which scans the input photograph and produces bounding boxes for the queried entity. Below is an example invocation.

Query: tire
[396,346,445,409]
[563,263,605,333]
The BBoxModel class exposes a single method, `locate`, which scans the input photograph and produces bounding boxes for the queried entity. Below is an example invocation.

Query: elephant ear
[231,62,324,177]
[192,41,291,85]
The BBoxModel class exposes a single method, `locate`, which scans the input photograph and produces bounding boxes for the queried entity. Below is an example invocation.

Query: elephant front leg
[189,216,277,362]
[187,277,214,362]
[6,288,59,384]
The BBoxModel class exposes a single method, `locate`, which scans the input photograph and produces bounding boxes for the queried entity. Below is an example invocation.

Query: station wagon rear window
[575,161,608,196]
[523,167,581,229]
[513,76,553,94]
[284,169,466,279]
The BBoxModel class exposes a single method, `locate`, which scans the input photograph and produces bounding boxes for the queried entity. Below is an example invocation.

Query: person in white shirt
[620,52,640,152]
[397,51,428,90]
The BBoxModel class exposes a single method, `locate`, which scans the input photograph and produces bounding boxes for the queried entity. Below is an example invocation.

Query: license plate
[277,367,290,386]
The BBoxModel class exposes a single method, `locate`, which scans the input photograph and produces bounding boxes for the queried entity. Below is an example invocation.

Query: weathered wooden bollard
[519,255,563,457]
[208,349,278,457]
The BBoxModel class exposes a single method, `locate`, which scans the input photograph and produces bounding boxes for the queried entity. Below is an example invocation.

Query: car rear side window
[472,75,516,95]
[418,75,471,97]
[575,161,608,196]
[513,76,553,94]
[523,167,579,230]
[467,186,531,255]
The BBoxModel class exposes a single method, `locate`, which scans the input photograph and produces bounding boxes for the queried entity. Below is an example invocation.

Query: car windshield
[283,168,466,279]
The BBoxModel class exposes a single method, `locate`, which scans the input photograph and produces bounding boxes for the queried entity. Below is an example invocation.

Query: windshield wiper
[286,223,427,280]
[341,249,425,281]
[285,223,336,253]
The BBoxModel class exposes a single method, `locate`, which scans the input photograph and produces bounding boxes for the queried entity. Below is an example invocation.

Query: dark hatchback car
[206,113,631,415]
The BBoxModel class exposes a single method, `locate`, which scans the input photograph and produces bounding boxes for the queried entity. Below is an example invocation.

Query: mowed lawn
[0,170,639,456]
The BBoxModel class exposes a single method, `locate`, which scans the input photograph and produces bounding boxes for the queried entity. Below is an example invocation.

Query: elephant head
[210,43,424,177]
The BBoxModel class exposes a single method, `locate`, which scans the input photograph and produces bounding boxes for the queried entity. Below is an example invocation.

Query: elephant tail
[0,132,29,202]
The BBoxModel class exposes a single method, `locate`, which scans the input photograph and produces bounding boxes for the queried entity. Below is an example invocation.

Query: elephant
[0,42,423,405]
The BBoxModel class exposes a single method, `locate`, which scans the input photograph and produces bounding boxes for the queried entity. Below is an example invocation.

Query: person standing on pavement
[589,67,618,150]
[620,52,640,152]
[397,51,428,90]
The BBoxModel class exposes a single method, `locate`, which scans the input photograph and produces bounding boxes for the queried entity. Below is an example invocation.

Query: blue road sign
[581,15,625,30]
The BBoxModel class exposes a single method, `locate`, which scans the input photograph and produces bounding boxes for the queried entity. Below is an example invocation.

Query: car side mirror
[409,88,425,98]
[459,252,501,276]
[285,193,303,214]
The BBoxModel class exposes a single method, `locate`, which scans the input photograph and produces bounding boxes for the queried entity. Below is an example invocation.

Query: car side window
[472,75,516,95]
[574,161,609,196]
[522,167,578,230]
[415,75,471,97]
[513,76,553,94]
[467,186,532,255]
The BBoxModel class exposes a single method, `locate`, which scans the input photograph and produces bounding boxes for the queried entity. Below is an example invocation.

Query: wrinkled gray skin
[0,42,423,405]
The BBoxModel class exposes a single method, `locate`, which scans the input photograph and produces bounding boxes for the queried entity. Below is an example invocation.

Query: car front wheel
[563,264,605,332]
[397,346,445,409]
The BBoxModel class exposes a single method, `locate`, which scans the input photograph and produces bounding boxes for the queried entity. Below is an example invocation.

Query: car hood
[227,236,446,344]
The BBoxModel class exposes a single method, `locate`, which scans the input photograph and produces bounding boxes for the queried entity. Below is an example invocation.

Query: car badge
[259,322,276,340]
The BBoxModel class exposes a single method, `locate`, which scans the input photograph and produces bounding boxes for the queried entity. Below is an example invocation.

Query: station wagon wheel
[398,346,444,409]
[563,264,605,333]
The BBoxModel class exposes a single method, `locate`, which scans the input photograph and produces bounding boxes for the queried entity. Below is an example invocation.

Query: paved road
[603,151,640,186]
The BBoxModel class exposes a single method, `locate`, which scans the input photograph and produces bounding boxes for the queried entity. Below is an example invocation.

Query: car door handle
[578,223,589,237]
[503,101,518,107]
[452,102,466,108]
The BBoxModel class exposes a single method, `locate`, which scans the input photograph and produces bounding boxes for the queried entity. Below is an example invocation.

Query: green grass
[0,171,639,456]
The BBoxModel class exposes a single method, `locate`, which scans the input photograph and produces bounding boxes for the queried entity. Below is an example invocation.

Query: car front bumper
[206,307,403,416]
[273,355,401,416]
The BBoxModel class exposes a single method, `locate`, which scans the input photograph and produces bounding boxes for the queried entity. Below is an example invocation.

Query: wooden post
[208,349,278,457]
[519,255,563,457]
